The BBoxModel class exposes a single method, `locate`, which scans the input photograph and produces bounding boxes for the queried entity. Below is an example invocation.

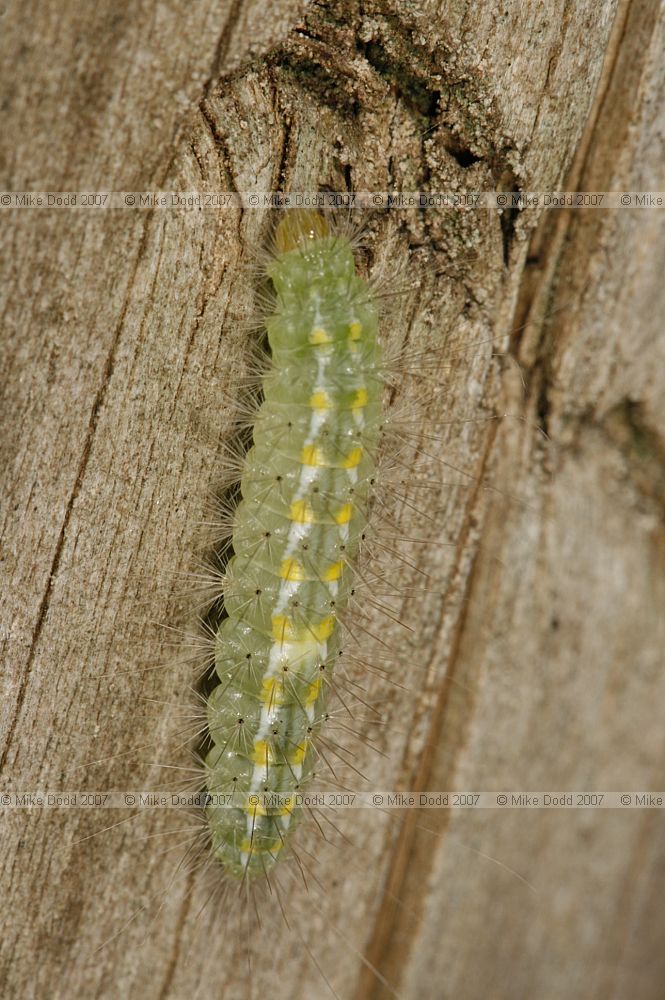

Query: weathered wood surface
[2,1,664,998]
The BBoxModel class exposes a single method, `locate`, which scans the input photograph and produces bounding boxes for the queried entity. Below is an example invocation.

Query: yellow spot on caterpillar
[310,616,334,642]
[272,615,297,642]
[334,502,354,525]
[351,388,368,415]
[290,499,315,523]
[309,390,332,409]
[305,678,322,706]
[341,447,363,468]
[272,614,334,644]
[279,558,306,581]
[251,740,275,765]
[261,677,287,706]
[244,800,268,816]
[308,615,335,642]
[301,444,362,468]
[300,444,326,467]
[240,836,285,856]
[289,741,308,765]
[322,560,343,582]
[309,327,332,345]
[349,321,362,340]
[272,615,297,641]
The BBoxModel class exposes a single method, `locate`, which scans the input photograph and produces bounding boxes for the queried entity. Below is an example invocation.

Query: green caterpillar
[204,210,383,878]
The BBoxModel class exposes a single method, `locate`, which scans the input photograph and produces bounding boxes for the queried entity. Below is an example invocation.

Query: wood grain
[2,1,664,998]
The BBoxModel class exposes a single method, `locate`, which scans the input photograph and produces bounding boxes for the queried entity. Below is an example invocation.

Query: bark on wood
[2,1,664,998]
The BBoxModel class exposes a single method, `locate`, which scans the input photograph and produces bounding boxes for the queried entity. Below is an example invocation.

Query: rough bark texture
[2,1,664,998]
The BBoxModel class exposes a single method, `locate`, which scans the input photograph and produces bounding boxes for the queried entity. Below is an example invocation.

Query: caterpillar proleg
[204,209,383,878]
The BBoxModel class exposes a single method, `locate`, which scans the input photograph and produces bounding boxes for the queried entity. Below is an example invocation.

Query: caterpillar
[204,208,383,878]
